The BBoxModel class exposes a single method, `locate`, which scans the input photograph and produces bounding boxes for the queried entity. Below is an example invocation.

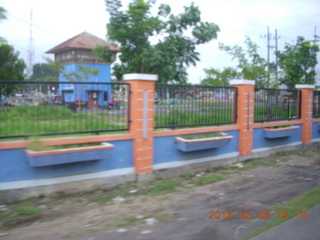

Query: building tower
[46,32,120,108]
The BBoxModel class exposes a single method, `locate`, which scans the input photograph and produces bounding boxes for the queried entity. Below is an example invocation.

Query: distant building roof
[46,32,120,54]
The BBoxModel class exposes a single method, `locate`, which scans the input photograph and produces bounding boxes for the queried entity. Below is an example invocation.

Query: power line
[6,12,67,40]
[260,26,280,83]
[312,26,320,75]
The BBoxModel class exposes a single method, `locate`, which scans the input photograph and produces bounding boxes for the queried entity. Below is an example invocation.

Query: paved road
[251,204,320,240]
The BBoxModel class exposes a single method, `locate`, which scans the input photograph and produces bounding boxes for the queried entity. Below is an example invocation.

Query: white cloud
[0,0,319,83]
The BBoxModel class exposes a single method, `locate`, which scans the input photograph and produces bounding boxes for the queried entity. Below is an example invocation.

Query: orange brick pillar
[296,84,314,145]
[231,80,255,156]
[124,73,157,174]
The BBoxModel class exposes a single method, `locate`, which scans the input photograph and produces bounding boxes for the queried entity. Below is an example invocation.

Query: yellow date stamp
[208,210,308,220]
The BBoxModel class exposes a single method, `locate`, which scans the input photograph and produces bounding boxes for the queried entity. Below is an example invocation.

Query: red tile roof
[46,32,120,53]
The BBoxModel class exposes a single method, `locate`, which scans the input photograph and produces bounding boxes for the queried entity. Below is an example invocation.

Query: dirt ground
[1,146,320,240]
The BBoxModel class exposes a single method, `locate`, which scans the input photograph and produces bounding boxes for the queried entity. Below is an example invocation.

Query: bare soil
[1,147,320,240]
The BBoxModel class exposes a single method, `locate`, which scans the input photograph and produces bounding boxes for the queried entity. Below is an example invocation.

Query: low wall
[1,77,320,200]
[1,122,319,201]
[312,122,320,141]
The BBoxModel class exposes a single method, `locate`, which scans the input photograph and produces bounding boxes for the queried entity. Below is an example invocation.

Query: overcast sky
[0,0,319,83]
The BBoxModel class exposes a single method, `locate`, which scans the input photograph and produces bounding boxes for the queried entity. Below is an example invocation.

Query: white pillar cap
[295,84,315,89]
[123,73,158,81]
[230,79,255,86]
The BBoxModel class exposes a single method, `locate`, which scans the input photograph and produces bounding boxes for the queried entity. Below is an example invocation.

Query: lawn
[0,105,127,138]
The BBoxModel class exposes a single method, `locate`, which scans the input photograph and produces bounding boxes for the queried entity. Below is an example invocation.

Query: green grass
[88,183,134,203]
[27,140,103,152]
[116,216,143,228]
[181,173,194,181]
[182,132,223,140]
[155,109,234,127]
[244,187,320,240]
[0,200,41,228]
[140,179,178,195]
[194,174,223,186]
[17,206,40,217]
[254,106,298,121]
[0,105,127,137]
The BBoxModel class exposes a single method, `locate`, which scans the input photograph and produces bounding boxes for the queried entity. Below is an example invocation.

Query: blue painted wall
[253,125,302,149]
[0,140,133,183]
[312,122,320,139]
[60,63,111,83]
[153,130,239,165]
[59,63,112,105]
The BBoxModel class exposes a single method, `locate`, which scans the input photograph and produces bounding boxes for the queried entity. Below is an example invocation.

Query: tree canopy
[104,0,219,83]
[0,6,25,82]
[0,7,6,21]
[202,37,271,87]
[0,41,26,111]
[276,36,319,88]
[29,63,59,82]
[218,36,270,88]
[201,67,237,86]
[0,42,26,81]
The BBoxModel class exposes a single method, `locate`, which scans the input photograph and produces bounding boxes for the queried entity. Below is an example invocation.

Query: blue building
[46,32,120,108]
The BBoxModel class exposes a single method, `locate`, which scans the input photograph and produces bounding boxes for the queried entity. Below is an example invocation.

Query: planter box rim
[175,132,233,144]
[263,126,300,132]
[25,142,113,157]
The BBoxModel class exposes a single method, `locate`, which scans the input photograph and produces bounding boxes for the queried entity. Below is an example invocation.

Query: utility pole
[27,9,35,78]
[275,29,280,83]
[312,26,320,82]
[261,27,272,84]
[261,27,280,85]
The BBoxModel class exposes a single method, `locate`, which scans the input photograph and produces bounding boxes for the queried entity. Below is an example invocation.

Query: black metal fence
[154,84,237,129]
[254,88,301,122]
[313,91,320,118]
[0,81,129,139]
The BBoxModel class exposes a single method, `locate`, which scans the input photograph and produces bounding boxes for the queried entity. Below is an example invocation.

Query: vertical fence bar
[0,81,130,139]
[254,88,300,122]
[154,84,237,129]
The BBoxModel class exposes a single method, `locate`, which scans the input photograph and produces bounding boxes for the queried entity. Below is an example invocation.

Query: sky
[0,0,319,84]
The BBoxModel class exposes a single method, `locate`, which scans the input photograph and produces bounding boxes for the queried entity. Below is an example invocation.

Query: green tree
[0,42,26,81]
[201,67,238,86]
[43,57,64,75]
[0,41,26,111]
[0,7,6,21]
[104,0,219,83]
[276,36,319,88]
[93,45,113,63]
[29,63,59,82]
[219,36,271,88]
[0,7,6,42]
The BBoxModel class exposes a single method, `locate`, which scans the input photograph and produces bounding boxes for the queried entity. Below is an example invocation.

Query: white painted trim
[0,167,135,191]
[230,79,255,86]
[123,73,158,81]
[153,152,239,170]
[311,138,320,143]
[252,142,302,154]
[295,84,315,89]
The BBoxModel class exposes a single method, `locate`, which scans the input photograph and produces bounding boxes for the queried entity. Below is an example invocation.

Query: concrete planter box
[263,126,300,139]
[175,132,233,152]
[25,142,113,167]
